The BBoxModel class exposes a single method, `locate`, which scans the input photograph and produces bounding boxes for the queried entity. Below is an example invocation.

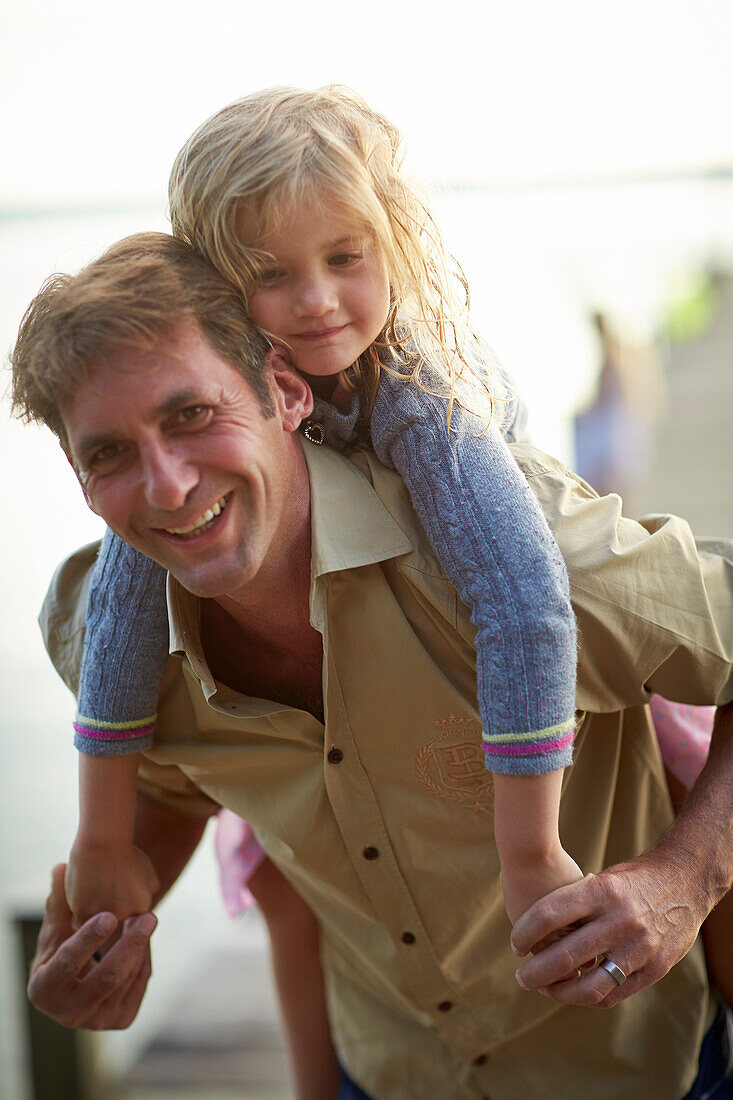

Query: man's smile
[157,492,232,539]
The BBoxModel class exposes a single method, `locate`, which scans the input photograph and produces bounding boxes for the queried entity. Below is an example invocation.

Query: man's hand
[510,850,705,1009]
[27,864,157,1030]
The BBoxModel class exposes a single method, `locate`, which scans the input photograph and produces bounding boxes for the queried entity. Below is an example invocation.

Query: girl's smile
[241,199,391,378]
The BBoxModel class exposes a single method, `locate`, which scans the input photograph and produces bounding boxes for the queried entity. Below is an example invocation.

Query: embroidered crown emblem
[415,715,493,812]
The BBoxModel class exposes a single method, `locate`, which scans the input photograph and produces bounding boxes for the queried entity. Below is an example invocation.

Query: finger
[35,865,74,958]
[541,962,642,1008]
[27,910,119,1023]
[40,911,118,985]
[81,914,156,1004]
[516,921,617,990]
[511,874,597,957]
[104,942,153,1030]
[75,914,157,1030]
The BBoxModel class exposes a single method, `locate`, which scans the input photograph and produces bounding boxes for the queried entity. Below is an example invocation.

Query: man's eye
[89,444,123,467]
[176,405,211,426]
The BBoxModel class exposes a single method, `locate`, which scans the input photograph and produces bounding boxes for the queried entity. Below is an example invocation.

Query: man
[11,232,733,1099]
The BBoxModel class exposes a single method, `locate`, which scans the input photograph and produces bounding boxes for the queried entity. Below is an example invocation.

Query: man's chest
[204,622,325,722]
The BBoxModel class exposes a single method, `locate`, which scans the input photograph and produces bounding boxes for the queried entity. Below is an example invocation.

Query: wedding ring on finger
[599,956,628,987]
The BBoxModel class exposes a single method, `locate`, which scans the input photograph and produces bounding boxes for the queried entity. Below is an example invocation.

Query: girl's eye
[330,252,363,267]
[255,268,284,286]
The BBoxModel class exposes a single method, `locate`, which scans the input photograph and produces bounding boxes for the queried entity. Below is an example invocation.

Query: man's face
[62,326,312,600]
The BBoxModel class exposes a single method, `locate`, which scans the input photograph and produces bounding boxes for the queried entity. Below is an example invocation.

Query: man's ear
[62,443,96,512]
[267,348,314,432]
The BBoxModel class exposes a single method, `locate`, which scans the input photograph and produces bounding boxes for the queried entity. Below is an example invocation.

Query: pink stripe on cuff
[482,731,575,757]
[73,721,156,741]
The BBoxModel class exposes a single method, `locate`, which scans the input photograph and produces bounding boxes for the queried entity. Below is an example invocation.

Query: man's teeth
[165,496,227,536]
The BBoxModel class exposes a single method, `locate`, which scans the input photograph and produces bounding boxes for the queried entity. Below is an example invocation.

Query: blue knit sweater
[75,370,576,774]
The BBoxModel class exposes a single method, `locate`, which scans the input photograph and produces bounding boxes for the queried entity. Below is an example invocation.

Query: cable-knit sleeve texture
[74,528,169,755]
[370,372,577,775]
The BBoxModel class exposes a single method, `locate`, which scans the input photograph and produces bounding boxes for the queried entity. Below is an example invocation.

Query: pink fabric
[649,695,715,790]
[214,810,267,917]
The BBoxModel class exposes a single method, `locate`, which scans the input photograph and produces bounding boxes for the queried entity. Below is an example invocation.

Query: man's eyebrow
[75,389,206,461]
[75,430,118,463]
[156,388,202,415]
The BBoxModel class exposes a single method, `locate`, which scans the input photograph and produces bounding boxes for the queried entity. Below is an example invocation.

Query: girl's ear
[267,347,314,432]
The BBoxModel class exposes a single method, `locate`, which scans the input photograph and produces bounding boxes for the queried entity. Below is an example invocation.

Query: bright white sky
[2,0,733,205]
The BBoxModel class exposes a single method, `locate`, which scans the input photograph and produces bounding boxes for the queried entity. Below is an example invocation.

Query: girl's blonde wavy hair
[168,84,504,423]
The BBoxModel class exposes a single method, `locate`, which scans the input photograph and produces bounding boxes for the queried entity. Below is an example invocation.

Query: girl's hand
[28,863,156,1030]
[501,846,584,933]
[66,839,161,926]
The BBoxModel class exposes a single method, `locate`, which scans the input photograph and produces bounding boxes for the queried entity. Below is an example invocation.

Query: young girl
[66,85,583,932]
[63,89,733,1100]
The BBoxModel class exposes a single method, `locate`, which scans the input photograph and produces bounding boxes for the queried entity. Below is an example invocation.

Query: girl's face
[240,198,390,380]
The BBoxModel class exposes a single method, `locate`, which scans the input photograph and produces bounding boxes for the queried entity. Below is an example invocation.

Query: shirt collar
[303,439,413,579]
[168,440,413,664]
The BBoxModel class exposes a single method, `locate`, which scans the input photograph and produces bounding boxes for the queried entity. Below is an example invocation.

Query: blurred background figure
[574,311,662,516]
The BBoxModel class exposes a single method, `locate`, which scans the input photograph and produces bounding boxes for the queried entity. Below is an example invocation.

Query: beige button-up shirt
[42,441,733,1100]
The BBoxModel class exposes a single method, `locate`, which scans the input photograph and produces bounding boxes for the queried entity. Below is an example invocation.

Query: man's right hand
[27,863,157,1030]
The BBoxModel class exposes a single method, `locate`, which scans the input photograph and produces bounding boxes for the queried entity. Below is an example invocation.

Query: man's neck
[200,536,325,720]
[211,528,312,649]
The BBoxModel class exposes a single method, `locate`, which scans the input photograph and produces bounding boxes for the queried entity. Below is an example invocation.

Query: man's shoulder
[39,539,101,693]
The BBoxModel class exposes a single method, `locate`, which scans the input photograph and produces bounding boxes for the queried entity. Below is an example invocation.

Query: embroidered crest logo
[415,715,493,812]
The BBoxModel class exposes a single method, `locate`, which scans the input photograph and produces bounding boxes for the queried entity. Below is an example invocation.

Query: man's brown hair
[10,232,273,448]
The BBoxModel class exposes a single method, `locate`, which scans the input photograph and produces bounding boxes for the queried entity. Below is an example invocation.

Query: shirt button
[473,1054,488,1066]
[327,747,344,764]
[401,932,416,944]
[437,1000,453,1012]
[362,846,379,860]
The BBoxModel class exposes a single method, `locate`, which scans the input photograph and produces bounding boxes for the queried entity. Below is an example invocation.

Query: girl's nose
[294,273,338,318]
[141,442,199,512]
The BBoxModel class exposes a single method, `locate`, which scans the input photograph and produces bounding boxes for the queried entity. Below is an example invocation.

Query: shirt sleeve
[369,372,578,775]
[516,446,733,711]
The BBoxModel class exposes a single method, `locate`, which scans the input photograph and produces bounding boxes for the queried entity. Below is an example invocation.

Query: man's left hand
[27,864,156,1029]
[510,850,705,1008]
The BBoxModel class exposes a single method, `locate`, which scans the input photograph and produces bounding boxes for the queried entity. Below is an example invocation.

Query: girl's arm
[370,372,580,917]
[494,771,582,925]
[66,529,169,924]
[67,753,160,923]
[74,527,169,755]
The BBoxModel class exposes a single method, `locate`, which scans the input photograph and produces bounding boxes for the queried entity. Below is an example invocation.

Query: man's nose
[141,443,198,511]
[294,272,338,318]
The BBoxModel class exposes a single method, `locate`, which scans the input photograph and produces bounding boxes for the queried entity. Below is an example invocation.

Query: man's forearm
[511,701,733,1008]
[132,791,209,905]
[656,701,733,913]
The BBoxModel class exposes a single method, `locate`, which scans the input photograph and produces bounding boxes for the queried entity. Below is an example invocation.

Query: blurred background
[2,1,732,1096]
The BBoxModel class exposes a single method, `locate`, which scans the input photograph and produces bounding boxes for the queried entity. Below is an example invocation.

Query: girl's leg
[248,857,340,1100]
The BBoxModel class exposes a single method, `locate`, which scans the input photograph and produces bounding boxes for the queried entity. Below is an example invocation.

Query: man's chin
[162,553,257,600]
